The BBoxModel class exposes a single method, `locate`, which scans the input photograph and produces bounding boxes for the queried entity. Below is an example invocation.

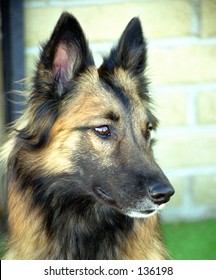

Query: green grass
[162,219,216,260]
[1,219,215,259]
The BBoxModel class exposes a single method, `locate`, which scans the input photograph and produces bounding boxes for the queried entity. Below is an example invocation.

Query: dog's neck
[49,203,134,259]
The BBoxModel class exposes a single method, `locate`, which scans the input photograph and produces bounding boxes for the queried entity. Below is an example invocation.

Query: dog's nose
[148,183,175,205]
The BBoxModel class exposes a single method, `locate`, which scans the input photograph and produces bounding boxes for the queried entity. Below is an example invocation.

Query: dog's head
[16,12,174,218]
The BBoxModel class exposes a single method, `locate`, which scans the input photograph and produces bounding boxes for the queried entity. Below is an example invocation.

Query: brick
[153,92,187,127]
[165,176,186,206]
[154,130,216,169]
[197,91,216,124]
[148,44,216,85]
[201,0,216,37]
[25,54,38,76]
[137,0,191,39]
[193,174,216,204]
[24,7,62,47]
[24,0,191,47]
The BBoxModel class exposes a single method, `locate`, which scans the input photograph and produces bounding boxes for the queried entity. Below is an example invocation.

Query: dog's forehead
[63,66,149,122]
[86,67,147,105]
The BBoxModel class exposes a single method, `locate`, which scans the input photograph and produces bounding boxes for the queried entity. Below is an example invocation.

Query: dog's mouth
[93,186,161,218]
[93,186,117,205]
[139,209,155,215]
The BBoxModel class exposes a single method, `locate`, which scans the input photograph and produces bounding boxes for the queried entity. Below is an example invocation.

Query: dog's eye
[147,123,153,131]
[94,125,111,138]
[145,123,153,140]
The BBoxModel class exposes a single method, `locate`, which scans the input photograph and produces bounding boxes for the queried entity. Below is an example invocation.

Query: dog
[1,12,174,259]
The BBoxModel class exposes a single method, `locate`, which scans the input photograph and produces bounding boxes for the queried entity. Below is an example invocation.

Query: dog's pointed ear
[35,12,94,98]
[100,17,147,76]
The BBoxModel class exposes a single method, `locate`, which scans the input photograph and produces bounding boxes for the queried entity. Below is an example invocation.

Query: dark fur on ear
[100,17,147,76]
[35,12,94,98]
[17,12,94,149]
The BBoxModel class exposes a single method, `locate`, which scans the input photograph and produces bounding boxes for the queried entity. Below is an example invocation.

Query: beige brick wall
[148,44,216,85]
[193,174,216,204]
[201,0,216,37]
[24,0,191,46]
[1,0,216,221]
[155,130,216,168]
[197,91,216,124]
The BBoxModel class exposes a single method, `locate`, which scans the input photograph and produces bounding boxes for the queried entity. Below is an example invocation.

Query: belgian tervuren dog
[1,12,174,259]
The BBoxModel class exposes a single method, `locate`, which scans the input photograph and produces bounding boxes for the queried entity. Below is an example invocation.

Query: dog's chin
[124,204,165,218]
[125,209,157,218]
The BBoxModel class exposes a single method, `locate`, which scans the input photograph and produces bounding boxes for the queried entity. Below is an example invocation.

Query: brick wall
[2,0,216,221]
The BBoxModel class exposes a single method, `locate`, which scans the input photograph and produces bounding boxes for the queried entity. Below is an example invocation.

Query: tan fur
[1,13,174,260]
[4,184,50,259]
[121,217,168,260]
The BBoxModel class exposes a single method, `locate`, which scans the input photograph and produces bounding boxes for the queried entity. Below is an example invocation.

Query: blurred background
[0,0,216,259]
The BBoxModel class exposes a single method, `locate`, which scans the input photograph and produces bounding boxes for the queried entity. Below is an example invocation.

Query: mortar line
[190,0,201,36]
